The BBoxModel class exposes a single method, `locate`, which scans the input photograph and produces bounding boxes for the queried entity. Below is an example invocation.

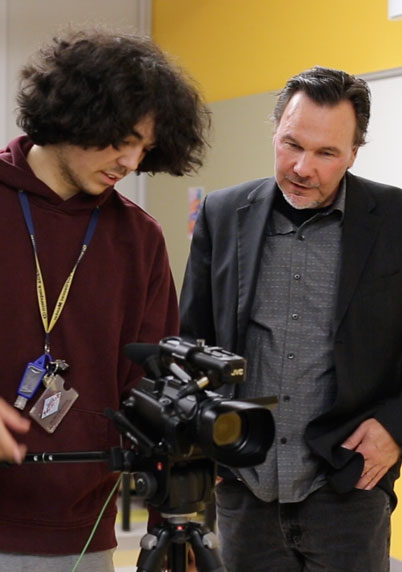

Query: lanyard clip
[44,334,51,356]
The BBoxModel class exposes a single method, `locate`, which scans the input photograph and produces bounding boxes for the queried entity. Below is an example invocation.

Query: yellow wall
[153,0,402,560]
[154,0,402,102]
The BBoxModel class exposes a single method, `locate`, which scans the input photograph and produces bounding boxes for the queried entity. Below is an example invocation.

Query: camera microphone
[124,343,162,378]
[125,343,192,383]
[125,343,159,364]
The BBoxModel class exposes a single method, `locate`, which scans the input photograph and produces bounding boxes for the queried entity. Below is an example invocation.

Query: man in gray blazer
[180,67,402,571]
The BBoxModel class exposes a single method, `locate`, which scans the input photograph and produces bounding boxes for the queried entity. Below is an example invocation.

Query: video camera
[105,336,275,514]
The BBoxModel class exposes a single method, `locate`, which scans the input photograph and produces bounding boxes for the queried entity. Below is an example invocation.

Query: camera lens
[212,411,242,446]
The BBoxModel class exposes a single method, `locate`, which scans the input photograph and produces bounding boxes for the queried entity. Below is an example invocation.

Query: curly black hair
[16,28,210,176]
[273,66,370,147]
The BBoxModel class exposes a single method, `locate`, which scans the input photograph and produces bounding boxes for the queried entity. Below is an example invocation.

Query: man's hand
[0,398,30,463]
[341,418,401,490]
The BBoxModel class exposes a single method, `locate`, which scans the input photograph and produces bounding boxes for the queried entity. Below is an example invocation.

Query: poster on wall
[188,186,204,239]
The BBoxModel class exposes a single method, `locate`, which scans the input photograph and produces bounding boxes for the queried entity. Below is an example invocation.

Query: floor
[114,499,146,572]
[392,559,402,572]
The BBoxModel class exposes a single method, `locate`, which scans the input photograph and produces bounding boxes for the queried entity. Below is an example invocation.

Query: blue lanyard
[18,190,100,352]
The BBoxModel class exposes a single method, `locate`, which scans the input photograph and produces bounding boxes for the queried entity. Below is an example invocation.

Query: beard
[281,190,322,210]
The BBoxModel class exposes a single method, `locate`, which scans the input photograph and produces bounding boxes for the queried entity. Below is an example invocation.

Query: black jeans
[215,479,391,572]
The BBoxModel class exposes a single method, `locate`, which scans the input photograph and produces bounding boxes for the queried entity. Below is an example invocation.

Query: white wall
[148,91,277,291]
[352,69,402,189]
[2,0,152,204]
[0,0,7,148]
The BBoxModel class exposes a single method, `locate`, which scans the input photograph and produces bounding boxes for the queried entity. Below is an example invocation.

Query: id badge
[29,374,78,433]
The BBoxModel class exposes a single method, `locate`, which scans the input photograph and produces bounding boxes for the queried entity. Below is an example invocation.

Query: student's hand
[0,398,30,463]
[342,418,401,490]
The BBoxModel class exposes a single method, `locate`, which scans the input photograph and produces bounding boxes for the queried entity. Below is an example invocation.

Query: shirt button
[293,273,301,280]
[280,437,287,444]
[291,313,299,320]
[287,353,295,359]
[283,395,290,402]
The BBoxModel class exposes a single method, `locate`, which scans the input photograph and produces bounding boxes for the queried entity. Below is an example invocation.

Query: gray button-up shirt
[238,180,345,503]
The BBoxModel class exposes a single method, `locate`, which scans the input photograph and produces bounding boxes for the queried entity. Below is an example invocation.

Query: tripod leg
[204,495,216,532]
[188,524,226,572]
[136,528,172,572]
[121,472,131,531]
[167,541,188,572]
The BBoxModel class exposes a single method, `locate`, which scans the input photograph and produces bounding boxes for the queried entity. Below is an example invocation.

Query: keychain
[14,354,52,410]
[42,359,70,387]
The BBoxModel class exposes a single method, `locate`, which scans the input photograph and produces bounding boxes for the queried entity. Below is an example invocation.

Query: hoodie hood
[0,135,114,211]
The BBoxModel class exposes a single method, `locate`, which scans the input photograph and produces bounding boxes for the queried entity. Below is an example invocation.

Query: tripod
[137,513,225,572]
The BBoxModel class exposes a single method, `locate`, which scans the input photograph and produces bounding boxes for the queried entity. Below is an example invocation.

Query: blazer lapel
[335,174,380,332]
[236,180,276,350]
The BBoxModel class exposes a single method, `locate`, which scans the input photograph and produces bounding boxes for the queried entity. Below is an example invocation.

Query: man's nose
[293,152,315,178]
[117,147,144,172]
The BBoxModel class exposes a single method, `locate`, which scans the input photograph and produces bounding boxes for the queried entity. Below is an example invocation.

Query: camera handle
[137,514,225,572]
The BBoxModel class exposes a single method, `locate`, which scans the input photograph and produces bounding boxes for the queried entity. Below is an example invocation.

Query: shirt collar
[330,176,346,222]
[269,176,346,235]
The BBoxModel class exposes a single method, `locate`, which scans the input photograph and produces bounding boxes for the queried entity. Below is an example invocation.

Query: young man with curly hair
[0,28,209,571]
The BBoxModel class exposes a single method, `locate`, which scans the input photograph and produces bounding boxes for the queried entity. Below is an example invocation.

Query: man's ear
[348,145,358,169]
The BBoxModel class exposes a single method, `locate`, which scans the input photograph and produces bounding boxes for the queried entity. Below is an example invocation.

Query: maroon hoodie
[0,136,179,554]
